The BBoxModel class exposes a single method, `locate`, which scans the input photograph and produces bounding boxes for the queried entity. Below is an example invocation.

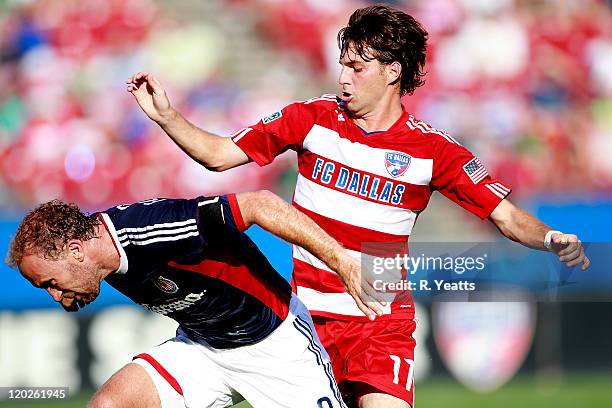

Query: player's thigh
[135,336,239,408]
[326,318,417,407]
[278,301,345,407]
[358,391,410,408]
[225,298,345,407]
[87,363,161,408]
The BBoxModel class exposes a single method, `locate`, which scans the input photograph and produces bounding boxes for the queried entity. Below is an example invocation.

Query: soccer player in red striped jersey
[128,5,590,407]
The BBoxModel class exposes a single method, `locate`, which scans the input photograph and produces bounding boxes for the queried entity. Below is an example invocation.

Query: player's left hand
[550,233,590,270]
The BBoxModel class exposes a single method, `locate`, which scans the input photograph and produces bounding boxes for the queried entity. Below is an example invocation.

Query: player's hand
[126,72,174,124]
[550,233,590,270]
[337,255,387,320]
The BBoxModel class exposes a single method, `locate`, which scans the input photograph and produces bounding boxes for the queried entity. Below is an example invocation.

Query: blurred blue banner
[1,200,610,310]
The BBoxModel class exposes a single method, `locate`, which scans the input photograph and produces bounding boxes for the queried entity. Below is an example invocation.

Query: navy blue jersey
[98,194,292,349]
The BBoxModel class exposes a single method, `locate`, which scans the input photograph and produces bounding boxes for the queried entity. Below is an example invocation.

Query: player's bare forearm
[237,191,344,270]
[489,199,551,250]
[489,199,590,269]
[236,190,384,319]
[127,72,248,171]
[157,110,244,171]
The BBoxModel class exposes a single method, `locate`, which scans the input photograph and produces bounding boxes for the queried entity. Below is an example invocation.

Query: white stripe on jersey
[118,224,198,243]
[294,174,417,236]
[485,184,506,199]
[487,182,510,195]
[303,95,338,105]
[296,286,392,317]
[293,245,362,274]
[406,115,461,145]
[198,197,220,206]
[116,218,199,247]
[231,128,253,143]
[492,182,510,193]
[122,231,201,247]
[303,125,433,186]
[116,219,196,236]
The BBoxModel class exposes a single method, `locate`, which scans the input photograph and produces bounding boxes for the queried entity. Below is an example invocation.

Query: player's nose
[338,66,350,85]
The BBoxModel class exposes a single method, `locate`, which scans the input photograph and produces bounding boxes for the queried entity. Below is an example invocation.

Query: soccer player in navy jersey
[128,5,590,407]
[7,190,383,408]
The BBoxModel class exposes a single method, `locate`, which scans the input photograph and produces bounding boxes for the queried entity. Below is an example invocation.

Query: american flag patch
[463,158,488,184]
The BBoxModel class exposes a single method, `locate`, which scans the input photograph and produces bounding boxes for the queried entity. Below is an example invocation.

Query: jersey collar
[99,213,128,274]
[351,110,409,136]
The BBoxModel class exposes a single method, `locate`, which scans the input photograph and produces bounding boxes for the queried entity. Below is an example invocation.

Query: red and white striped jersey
[231,95,511,321]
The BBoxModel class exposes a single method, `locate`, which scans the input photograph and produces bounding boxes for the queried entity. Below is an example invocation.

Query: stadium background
[0,0,611,406]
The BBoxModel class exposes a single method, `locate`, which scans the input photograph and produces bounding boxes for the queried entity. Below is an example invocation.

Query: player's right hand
[126,72,174,124]
[338,255,387,321]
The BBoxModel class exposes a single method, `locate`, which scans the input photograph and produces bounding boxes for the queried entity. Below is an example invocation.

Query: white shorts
[133,295,346,408]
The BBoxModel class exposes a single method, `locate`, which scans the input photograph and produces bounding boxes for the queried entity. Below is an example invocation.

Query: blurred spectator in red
[1,0,611,211]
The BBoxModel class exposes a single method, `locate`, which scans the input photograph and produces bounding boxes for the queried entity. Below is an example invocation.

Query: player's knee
[87,391,120,408]
[87,363,160,408]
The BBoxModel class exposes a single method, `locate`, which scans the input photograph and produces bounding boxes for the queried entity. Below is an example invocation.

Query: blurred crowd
[1,0,611,211]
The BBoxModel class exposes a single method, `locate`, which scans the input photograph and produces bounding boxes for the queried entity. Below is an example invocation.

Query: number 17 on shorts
[390,355,414,392]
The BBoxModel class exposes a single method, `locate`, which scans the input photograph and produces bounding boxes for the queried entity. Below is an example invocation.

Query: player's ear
[67,240,85,262]
[386,61,402,86]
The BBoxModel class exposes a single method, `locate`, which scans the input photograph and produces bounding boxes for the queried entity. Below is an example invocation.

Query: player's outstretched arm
[126,72,249,171]
[489,199,590,270]
[236,190,385,320]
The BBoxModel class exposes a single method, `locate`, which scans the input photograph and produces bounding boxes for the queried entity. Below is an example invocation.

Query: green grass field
[2,373,611,407]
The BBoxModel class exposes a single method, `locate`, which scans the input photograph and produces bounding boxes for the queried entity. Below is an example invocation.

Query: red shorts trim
[134,353,184,395]
[313,317,416,406]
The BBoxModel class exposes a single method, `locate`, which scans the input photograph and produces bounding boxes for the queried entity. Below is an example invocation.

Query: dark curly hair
[6,200,100,268]
[337,4,428,95]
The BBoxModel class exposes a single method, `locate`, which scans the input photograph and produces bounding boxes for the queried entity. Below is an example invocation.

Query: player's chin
[80,293,98,308]
[62,295,96,312]
[61,300,80,312]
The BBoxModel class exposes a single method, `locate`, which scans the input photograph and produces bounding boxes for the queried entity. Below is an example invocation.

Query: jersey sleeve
[430,139,512,219]
[105,195,247,267]
[104,198,206,265]
[229,102,316,166]
[196,193,247,245]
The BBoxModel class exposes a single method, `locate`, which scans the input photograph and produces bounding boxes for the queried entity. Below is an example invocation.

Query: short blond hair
[6,200,99,268]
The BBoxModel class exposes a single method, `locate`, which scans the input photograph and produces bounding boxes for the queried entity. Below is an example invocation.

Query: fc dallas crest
[385,151,412,178]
